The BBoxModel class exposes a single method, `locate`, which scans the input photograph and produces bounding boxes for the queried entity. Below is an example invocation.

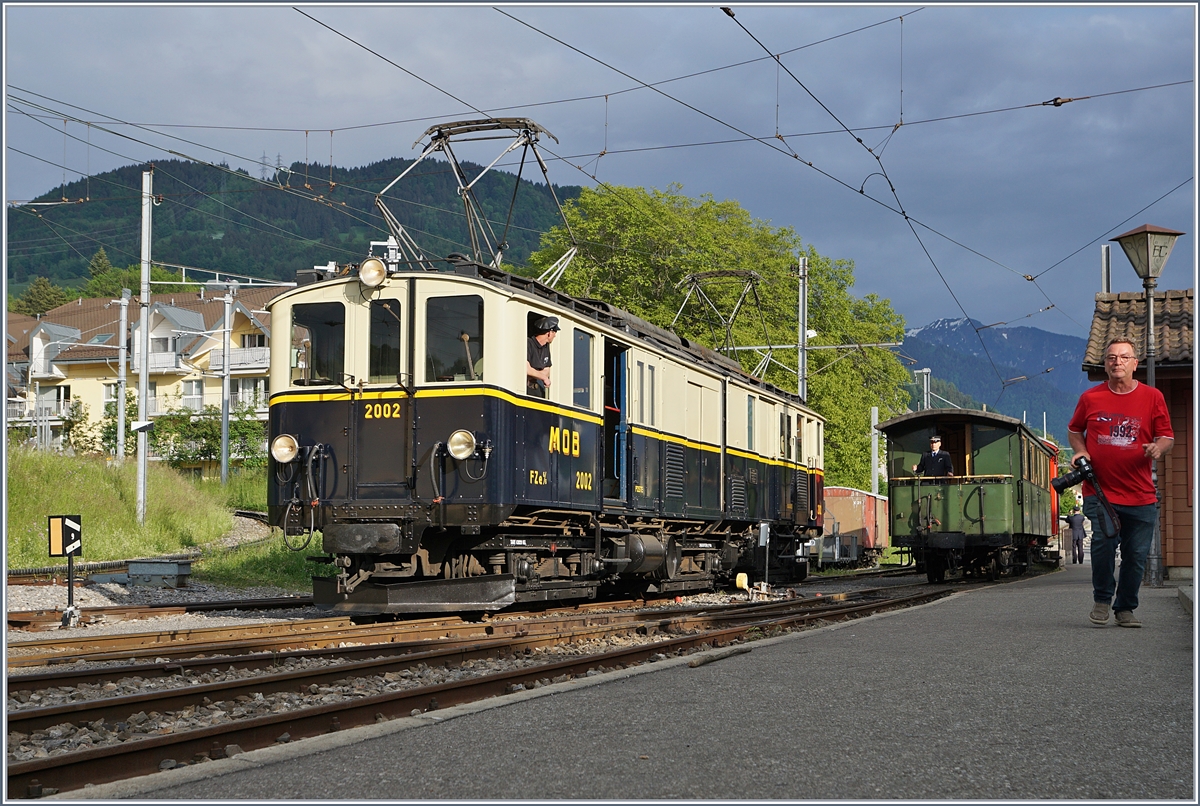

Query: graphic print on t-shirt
[1094,411,1142,447]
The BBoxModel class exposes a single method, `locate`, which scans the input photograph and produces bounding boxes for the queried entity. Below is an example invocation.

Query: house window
[103,383,118,403]
[182,379,204,411]
[231,377,268,407]
[150,337,174,353]
[89,334,112,345]
[241,333,266,349]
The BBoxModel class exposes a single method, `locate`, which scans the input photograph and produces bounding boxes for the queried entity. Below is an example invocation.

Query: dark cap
[537,316,560,332]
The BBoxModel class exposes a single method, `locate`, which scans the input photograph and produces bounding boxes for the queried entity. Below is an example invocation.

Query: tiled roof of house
[18,286,281,363]
[1082,289,1193,372]
[6,312,40,362]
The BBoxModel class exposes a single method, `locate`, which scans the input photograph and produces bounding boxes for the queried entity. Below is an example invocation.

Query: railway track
[7,596,315,632]
[6,587,950,797]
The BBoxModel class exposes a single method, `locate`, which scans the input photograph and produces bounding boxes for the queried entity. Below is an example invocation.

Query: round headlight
[359,257,387,288]
[446,429,477,461]
[271,434,300,463]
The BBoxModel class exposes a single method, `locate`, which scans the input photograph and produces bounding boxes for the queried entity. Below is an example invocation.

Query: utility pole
[796,256,808,400]
[115,289,131,461]
[136,169,153,524]
[914,368,931,410]
[220,281,238,484]
[870,406,879,495]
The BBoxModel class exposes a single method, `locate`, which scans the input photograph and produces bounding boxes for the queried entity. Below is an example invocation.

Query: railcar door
[354,293,410,498]
[286,300,352,502]
[602,340,629,503]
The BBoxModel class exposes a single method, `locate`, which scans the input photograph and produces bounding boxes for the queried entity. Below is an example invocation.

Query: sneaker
[1115,610,1142,628]
[1089,602,1111,625]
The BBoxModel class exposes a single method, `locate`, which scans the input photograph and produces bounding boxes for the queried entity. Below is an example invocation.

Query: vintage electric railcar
[878,409,1059,583]
[267,261,826,613]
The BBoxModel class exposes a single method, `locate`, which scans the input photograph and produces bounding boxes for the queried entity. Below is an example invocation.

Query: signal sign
[48,515,82,557]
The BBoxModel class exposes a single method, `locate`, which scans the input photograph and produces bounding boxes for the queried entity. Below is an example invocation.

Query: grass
[6,447,232,568]
[192,535,325,592]
[6,448,321,591]
[193,467,268,512]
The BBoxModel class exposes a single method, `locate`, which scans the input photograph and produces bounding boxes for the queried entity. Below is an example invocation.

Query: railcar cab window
[291,302,345,386]
[426,295,484,382]
[573,329,592,408]
[369,299,402,384]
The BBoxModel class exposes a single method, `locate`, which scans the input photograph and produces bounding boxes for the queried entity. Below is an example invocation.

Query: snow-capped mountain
[902,318,1091,440]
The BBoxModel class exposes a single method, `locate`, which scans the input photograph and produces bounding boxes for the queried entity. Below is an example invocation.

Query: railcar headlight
[271,434,300,463]
[446,429,477,461]
[358,257,387,288]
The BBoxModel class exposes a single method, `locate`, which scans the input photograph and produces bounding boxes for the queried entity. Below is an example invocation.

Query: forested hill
[7,157,582,288]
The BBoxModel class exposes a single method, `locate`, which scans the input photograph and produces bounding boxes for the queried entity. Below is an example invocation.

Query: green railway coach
[879,409,1060,583]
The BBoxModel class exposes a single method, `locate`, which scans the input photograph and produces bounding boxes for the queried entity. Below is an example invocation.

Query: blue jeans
[1084,496,1158,612]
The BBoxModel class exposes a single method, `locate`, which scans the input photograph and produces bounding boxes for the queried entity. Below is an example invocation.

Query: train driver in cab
[526,316,559,398]
[913,435,954,477]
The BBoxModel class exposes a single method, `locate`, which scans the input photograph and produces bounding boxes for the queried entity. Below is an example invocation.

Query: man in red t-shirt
[1067,339,1173,628]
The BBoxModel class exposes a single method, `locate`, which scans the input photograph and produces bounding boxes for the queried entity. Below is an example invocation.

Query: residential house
[1081,288,1193,580]
[6,286,282,473]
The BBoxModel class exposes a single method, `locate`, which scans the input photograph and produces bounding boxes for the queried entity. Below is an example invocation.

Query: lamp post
[1111,223,1183,588]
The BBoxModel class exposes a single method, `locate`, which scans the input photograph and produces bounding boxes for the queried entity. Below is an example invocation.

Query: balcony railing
[129,352,183,372]
[7,400,70,420]
[210,347,270,372]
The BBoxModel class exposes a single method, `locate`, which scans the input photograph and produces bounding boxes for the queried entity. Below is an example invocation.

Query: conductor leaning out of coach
[526,317,559,398]
[1068,337,1174,629]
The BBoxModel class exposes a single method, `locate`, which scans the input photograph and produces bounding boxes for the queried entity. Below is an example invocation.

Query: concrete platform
[57,564,1194,800]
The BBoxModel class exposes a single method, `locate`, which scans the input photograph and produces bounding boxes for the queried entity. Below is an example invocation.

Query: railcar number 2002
[363,403,403,419]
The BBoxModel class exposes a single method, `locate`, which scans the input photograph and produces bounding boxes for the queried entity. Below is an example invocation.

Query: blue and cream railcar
[267,259,824,613]
[878,409,1058,583]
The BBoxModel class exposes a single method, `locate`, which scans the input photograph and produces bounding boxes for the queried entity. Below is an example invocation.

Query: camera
[1052,455,1096,494]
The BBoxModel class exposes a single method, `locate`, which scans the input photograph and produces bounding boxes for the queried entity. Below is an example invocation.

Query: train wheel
[926,554,945,584]
[986,555,999,582]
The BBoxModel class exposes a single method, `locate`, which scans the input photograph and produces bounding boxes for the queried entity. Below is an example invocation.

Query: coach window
[574,329,593,408]
[369,299,402,384]
[647,365,656,426]
[635,361,645,421]
[426,295,484,382]
[746,395,755,451]
[291,302,345,386]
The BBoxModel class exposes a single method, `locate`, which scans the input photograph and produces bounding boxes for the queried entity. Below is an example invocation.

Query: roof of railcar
[877,408,1058,452]
[269,262,819,415]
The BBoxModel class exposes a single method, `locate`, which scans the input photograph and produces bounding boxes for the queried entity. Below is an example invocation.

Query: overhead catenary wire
[7,14,1188,341]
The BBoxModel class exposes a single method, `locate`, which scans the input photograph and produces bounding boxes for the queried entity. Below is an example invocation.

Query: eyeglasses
[1104,354,1136,363]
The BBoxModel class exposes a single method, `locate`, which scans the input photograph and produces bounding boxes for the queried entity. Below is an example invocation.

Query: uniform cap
[537,317,560,332]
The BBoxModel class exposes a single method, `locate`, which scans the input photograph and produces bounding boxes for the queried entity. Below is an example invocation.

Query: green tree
[527,184,911,489]
[98,389,139,457]
[87,247,115,278]
[61,399,101,454]
[11,276,70,315]
[83,262,192,299]
[149,403,266,470]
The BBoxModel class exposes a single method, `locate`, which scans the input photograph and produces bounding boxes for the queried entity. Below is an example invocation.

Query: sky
[4,3,1196,338]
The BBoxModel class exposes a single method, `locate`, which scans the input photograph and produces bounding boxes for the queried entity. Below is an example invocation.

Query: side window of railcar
[369,299,402,384]
[574,329,592,408]
[647,365,656,426]
[291,302,345,386]
[746,395,755,451]
[425,295,484,383]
